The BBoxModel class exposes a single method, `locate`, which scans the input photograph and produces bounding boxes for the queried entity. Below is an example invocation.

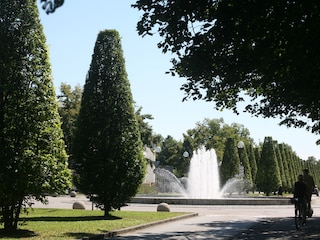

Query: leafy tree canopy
[185,118,252,161]
[135,106,154,147]
[132,1,320,136]
[40,0,64,13]
[57,83,82,155]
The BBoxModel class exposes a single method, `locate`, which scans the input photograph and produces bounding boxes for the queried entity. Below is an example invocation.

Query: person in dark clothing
[294,174,308,222]
[303,168,315,216]
[294,175,308,199]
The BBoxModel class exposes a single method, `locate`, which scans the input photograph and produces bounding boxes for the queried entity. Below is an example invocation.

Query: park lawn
[0,208,188,240]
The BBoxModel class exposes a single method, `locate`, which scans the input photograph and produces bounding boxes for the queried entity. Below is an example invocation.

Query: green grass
[0,208,188,240]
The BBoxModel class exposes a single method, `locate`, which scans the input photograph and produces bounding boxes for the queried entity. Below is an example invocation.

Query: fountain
[153,168,187,197]
[187,147,221,198]
[154,146,226,198]
[132,147,291,205]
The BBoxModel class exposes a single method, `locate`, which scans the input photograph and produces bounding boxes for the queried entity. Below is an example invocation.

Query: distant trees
[153,118,254,179]
[0,0,71,231]
[156,136,190,178]
[184,118,252,162]
[72,30,146,216]
[135,106,154,148]
[57,83,82,156]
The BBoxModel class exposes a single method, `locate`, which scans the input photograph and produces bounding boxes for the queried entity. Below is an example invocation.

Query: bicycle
[292,197,307,230]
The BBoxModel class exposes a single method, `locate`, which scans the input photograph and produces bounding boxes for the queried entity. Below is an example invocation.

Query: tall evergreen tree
[278,143,291,192]
[220,138,240,186]
[254,146,262,167]
[275,144,287,192]
[247,144,258,189]
[0,0,71,231]
[256,137,281,196]
[238,142,252,188]
[72,30,146,216]
[283,144,295,191]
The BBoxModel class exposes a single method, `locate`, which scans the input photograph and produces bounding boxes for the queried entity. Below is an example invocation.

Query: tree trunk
[13,200,23,230]
[3,206,15,231]
[104,202,112,218]
[2,199,23,232]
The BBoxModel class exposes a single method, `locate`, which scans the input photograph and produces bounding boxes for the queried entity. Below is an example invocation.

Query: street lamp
[237,141,245,149]
[183,151,189,158]
[154,146,161,154]
[153,146,161,168]
[237,141,245,194]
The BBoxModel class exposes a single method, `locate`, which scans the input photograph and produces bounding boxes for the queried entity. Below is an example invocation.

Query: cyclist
[303,168,315,216]
[294,174,308,223]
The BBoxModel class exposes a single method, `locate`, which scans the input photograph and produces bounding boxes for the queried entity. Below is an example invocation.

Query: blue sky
[37,1,319,160]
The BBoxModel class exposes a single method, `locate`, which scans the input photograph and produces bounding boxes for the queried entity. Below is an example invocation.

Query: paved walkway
[33,195,320,239]
[113,197,320,239]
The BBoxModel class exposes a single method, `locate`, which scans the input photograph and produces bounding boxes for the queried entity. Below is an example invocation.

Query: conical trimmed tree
[220,138,240,186]
[256,137,281,196]
[72,30,146,216]
[247,144,258,190]
[237,142,252,188]
[0,0,71,231]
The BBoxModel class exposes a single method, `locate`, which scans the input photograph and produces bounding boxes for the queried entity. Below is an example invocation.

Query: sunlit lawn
[0,208,188,240]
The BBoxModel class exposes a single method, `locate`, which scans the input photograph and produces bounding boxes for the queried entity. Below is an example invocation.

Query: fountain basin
[130,196,292,205]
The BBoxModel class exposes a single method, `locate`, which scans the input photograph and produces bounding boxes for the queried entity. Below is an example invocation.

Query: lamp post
[152,145,161,192]
[237,141,245,194]
[153,146,161,168]
[237,141,245,149]
[154,146,161,154]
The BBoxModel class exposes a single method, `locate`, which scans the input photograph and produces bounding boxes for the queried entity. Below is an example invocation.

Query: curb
[130,197,292,205]
[81,212,199,240]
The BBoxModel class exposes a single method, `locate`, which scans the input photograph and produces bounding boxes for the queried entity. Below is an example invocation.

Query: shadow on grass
[0,229,98,240]
[0,229,38,239]
[20,214,121,222]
